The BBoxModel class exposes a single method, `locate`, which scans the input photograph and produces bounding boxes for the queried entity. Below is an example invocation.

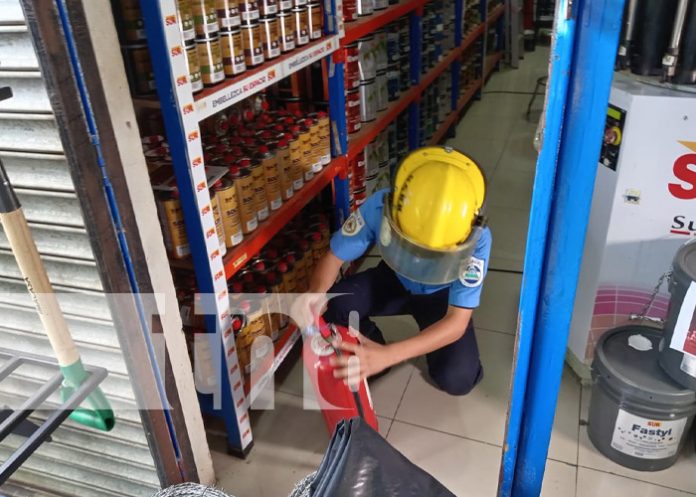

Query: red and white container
[346,89,362,134]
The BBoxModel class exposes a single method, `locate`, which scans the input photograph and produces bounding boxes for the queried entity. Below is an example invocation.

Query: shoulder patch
[341,210,365,237]
[460,257,485,287]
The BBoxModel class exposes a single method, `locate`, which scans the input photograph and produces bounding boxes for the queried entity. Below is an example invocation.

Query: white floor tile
[541,459,577,497]
[487,168,535,210]
[476,270,521,335]
[369,360,416,419]
[211,392,329,497]
[446,136,507,177]
[386,420,502,497]
[487,205,529,272]
[577,466,695,497]
[548,367,581,465]
[578,386,696,494]
[377,415,393,438]
[394,328,514,446]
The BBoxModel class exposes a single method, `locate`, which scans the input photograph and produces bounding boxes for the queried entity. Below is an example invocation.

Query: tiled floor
[210,47,696,497]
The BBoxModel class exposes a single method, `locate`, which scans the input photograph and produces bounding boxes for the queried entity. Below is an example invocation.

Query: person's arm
[308,250,344,293]
[331,305,473,380]
[290,250,345,329]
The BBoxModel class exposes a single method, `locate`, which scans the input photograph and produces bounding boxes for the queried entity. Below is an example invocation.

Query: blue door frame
[502,1,625,496]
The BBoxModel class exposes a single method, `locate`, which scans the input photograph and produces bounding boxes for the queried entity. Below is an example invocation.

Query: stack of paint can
[421,0,445,73]
[357,35,378,124]
[116,0,161,97]
[395,111,409,163]
[227,207,332,373]
[342,0,398,23]
[463,0,482,34]
[146,101,331,261]
[460,41,480,91]
[117,0,325,97]
[364,129,390,196]
[419,69,452,144]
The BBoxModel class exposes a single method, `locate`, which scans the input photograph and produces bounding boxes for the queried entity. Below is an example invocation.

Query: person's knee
[430,364,483,396]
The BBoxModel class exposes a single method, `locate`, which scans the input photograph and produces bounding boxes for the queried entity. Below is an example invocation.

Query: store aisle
[209,47,696,497]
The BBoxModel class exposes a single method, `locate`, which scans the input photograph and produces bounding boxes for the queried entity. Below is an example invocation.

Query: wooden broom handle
[0,210,79,366]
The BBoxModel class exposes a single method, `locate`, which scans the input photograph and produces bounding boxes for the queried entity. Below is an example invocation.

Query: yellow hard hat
[391,146,486,249]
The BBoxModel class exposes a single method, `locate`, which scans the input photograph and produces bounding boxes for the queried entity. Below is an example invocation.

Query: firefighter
[295,146,491,396]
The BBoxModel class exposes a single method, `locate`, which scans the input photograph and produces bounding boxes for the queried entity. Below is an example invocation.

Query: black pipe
[631,0,679,76]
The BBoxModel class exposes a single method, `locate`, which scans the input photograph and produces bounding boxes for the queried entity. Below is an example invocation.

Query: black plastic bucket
[588,326,696,471]
[659,241,696,390]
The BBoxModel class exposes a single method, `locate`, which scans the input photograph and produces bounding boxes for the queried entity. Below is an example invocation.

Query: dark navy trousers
[324,261,484,396]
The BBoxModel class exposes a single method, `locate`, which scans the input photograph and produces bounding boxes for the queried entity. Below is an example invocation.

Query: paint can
[156,190,190,259]
[386,24,399,64]
[345,88,361,134]
[365,173,378,196]
[241,21,265,67]
[259,15,281,59]
[315,111,331,165]
[375,69,387,112]
[302,116,321,173]
[265,271,288,335]
[357,35,376,80]
[196,35,226,85]
[350,151,366,190]
[353,186,367,208]
[230,166,258,234]
[286,130,305,190]
[293,0,308,6]
[259,0,279,16]
[117,0,146,42]
[258,145,283,211]
[213,178,244,247]
[588,325,696,471]
[298,122,314,182]
[275,139,295,200]
[373,28,388,71]
[123,44,156,96]
[343,0,357,22]
[291,6,310,46]
[219,28,247,76]
[386,64,399,101]
[356,0,373,17]
[183,40,204,93]
[344,42,361,90]
[373,0,387,10]
[363,138,379,177]
[238,0,261,22]
[178,0,197,41]
[359,78,376,122]
[216,0,242,29]
[278,11,296,52]
[247,158,270,221]
[192,0,220,37]
[307,2,323,40]
[659,242,696,390]
[278,0,292,12]
[210,187,228,256]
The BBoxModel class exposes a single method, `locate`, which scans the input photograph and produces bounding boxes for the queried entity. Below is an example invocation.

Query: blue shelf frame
[499,0,626,495]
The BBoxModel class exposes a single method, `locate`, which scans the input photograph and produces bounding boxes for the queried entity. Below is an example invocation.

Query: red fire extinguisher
[302,318,379,434]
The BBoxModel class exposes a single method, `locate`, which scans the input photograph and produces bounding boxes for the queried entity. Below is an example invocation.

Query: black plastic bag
[310,417,455,497]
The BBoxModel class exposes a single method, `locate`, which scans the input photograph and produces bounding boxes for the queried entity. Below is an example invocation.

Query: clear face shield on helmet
[376,147,487,286]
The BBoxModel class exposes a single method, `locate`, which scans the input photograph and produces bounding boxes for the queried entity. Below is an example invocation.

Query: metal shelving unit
[138,0,507,456]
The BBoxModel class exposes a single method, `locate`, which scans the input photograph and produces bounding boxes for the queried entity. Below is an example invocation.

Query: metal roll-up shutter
[0,2,159,495]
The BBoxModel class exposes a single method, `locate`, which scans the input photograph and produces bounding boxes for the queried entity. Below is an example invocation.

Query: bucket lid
[593,325,696,407]
[672,240,696,287]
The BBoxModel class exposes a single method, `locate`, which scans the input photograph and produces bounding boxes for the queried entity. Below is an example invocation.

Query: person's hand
[330,331,394,387]
[289,292,328,331]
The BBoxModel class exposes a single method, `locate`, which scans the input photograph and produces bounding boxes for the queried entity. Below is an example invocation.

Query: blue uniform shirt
[330,189,492,308]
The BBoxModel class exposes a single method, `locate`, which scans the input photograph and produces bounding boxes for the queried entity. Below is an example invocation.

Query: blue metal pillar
[140,1,245,455]
[501,0,625,495]
[326,0,350,224]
